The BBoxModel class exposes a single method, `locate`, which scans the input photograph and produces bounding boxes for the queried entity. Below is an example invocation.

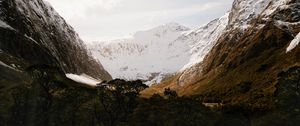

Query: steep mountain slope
[0,0,112,84]
[87,23,191,84]
[176,0,295,87]
[178,13,229,70]
[142,0,300,108]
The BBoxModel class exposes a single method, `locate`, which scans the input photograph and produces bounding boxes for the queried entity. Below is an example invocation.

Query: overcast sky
[45,0,233,41]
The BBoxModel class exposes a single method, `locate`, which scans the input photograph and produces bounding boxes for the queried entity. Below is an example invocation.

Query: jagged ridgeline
[0,0,112,81]
[142,0,300,104]
[1,0,300,126]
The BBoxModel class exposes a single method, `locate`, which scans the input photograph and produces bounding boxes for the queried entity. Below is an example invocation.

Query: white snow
[87,14,229,85]
[287,32,300,52]
[66,73,102,86]
[0,20,14,30]
[87,22,191,82]
[181,12,229,69]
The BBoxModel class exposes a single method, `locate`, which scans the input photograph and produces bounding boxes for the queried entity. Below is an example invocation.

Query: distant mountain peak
[133,22,190,40]
[161,22,190,31]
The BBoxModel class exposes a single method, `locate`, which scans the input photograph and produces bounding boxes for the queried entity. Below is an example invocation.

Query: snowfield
[66,73,102,86]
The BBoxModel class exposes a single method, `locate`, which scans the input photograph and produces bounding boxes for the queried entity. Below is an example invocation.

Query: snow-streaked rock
[287,32,300,52]
[0,20,14,30]
[229,0,291,29]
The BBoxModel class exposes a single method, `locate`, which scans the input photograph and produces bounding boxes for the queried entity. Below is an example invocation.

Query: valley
[0,0,300,125]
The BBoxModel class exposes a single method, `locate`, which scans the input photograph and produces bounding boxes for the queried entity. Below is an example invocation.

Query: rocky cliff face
[0,0,112,81]
[142,0,300,108]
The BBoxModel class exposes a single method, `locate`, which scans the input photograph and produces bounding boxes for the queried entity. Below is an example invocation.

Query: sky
[45,0,234,42]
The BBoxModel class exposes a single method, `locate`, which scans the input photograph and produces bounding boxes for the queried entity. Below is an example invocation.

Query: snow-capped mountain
[141,0,300,110]
[87,23,191,84]
[177,0,298,86]
[88,13,230,85]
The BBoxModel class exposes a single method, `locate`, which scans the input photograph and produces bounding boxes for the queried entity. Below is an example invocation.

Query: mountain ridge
[140,0,300,108]
[87,22,192,84]
[87,14,229,84]
[0,0,112,82]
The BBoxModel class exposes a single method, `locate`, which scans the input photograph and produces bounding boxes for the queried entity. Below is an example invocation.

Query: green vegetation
[0,66,300,126]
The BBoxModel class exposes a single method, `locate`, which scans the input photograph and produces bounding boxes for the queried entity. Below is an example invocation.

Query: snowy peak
[135,22,190,36]
[133,22,190,44]
[87,15,232,85]
[89,41,146,60]
[87,22,191,84]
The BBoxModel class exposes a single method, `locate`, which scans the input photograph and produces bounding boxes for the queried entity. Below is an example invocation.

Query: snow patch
[287,32,300,53]
[0,20,14,30]
[66,73,102,86]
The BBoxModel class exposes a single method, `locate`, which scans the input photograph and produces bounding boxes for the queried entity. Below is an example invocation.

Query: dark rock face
[0,0,112,80]
[276,66,300,112]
